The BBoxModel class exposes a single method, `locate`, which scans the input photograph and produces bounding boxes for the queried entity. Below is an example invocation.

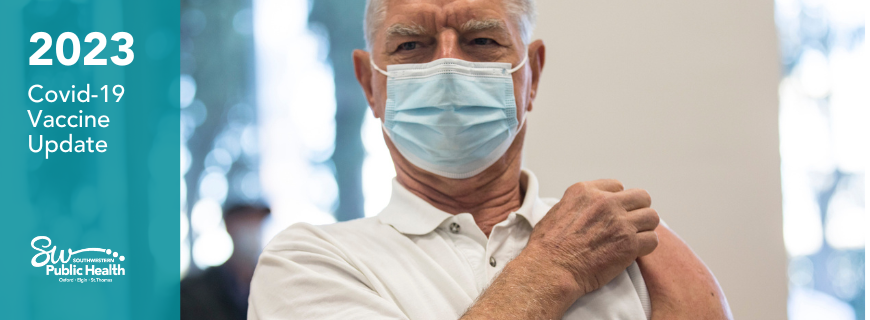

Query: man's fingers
[627,207,660,232]
[586,179,624,193]
[636,230,659,257]
[614,188,652,211]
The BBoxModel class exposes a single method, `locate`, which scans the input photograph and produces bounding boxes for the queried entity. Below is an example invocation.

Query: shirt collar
[378,169,550,235]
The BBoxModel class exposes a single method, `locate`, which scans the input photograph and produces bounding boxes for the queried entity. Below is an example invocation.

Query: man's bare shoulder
[637,225,733,319]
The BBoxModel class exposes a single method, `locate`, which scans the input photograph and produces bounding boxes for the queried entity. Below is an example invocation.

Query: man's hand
[526,179,660,298]
[462,180,659,320]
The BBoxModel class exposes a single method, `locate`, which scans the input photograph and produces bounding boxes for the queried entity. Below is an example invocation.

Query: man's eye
[397,42,418,51]
[472,38,495,46]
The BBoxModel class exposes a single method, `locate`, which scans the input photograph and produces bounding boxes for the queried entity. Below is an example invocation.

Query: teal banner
[0,1,180,319]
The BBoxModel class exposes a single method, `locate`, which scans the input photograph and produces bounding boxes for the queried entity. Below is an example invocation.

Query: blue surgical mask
[371,55,528,179]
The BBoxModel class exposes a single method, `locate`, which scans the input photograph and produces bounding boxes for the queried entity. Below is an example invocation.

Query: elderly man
[249,0,732,319]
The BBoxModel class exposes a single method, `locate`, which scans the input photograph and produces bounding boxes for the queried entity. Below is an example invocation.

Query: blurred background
[178,0,866,319]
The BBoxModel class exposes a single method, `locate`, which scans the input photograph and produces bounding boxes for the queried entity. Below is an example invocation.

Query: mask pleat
[382,56,523,178]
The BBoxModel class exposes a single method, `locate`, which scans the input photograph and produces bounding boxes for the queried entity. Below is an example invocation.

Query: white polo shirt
[249,169,651,319]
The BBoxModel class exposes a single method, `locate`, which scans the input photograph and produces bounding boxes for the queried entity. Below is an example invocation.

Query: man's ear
[527,40,546,112]
[352,49,379,117]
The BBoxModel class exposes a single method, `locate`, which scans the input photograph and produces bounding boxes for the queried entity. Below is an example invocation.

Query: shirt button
[449,222,461,234]
[489,256,497,267]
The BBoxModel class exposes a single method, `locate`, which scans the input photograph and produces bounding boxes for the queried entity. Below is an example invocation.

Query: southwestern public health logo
[31,236,126,282]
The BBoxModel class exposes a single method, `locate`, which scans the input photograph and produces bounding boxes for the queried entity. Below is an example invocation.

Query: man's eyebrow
[385,23,428,38]
[459,18,508,34]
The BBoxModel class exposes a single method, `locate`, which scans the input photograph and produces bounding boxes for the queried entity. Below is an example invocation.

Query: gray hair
[363,0,537,50]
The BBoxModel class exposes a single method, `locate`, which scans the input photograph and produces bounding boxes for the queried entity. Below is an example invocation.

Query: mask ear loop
[508,54,529,74]
[370,56,389,76]
[370,55,392,139]
[510,54,530,133]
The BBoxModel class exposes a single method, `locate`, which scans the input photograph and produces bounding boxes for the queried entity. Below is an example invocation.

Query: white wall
[524,1,787,318]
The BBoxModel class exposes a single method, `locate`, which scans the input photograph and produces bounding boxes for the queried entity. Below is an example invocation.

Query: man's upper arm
[248,223,408,320]
[637,224,733,320]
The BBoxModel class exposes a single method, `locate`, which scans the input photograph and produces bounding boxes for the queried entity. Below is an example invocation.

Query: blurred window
[774,0,866,318]
[180,0,390,279]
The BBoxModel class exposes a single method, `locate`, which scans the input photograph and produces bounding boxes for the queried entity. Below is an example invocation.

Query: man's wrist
[462,248,583,320]
[512,244,586,303]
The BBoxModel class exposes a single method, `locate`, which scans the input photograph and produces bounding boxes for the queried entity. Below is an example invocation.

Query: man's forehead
[382,0,511,32]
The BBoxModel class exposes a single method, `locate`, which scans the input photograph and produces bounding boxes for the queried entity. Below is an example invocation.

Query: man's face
[353,0,544,180]
[365,0,542,125]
